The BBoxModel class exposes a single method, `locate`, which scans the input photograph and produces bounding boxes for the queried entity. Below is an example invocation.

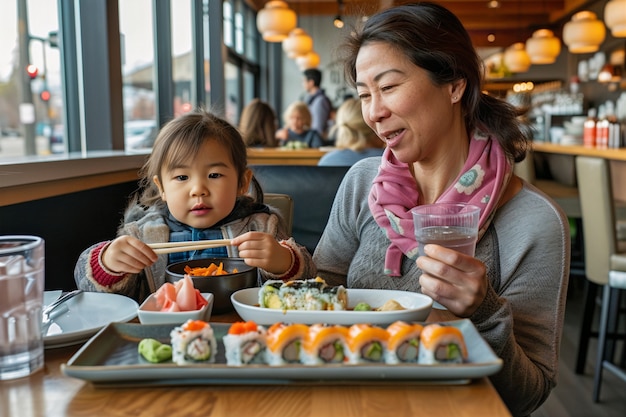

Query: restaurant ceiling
[250,0,597,48]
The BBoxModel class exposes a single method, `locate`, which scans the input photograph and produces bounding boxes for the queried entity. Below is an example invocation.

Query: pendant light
[525,29,561,64]
[296,51,321,70]
[256,1,297,43]
[604,0,626,37]
[282,28,313,58]
[563,11,606,54]
[503,42,531,73]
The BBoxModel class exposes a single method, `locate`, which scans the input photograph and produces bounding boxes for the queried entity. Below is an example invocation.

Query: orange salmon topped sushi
[346,323,389,364]
[302,323,349,365]
[266,322,309,365]
[419,323,467,364]
[385,321,424,364]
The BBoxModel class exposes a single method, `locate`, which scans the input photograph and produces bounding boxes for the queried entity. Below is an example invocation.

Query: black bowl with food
[166,258,258,313]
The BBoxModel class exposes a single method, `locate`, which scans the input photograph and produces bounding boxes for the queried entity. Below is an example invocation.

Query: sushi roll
[170,319,217,365]
[223,321,267,366]
[265,322,309,365]
[302,323,349,365]
[384,321,423,364]
[419,323,468,364]
[346,323,389,364]
[257,277,348,311]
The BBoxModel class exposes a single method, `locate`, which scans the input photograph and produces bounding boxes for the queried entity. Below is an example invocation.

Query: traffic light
[26,64,38,79]
[40,90,51,102]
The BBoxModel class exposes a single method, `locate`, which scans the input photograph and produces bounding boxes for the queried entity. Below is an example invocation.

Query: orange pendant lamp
[296,51,321,70]
[525,29,561,64]
[604,0,626,37]
[282,28,314,58]
[563,11,606,54]
[256,1,297,43]
[503,42,531,73]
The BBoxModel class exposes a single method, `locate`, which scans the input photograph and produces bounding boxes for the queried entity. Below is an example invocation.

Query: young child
[74,110,316,302]
[275,101,325,148]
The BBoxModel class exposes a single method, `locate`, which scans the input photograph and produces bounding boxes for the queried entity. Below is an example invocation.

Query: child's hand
[231,232,292,275]
[101,235,159,274]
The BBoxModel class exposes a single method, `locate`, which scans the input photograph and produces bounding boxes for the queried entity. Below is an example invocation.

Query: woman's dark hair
[239,98,278,147]
[135,109,261,207]
[340,2,530,162]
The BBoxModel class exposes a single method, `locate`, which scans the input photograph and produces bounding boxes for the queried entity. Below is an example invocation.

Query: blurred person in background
[318,98,385,166]
[275,101,324,149]
[239,99,278,147]
[303,68,332,139]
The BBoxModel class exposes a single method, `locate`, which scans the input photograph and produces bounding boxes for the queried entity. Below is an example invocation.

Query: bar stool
[575,156,626,401]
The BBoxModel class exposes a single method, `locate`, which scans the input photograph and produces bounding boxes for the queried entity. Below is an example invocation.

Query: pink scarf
[368,130,512,276]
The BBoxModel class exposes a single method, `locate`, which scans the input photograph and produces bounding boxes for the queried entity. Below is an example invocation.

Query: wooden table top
[247,147,330,166]
[0,309,511,417]
[532,141,626,161]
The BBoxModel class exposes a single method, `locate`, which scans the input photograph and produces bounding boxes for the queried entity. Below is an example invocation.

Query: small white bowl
[137,292,213,324]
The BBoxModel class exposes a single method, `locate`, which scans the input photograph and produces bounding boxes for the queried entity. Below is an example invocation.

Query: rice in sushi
[265,322,309,365]
[258,277,347,311]
[223,321,267,366]
[302,323,349,365]
[384,321,423,364]
[346,323,389,364]
[170,320,217,365]
[418,323,467,364]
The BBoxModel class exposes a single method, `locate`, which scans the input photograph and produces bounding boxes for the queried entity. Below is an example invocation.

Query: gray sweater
[313,157,570,417]
[75,203,316,303]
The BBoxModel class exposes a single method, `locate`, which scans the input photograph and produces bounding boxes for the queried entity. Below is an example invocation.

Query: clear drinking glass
[0,236,45,380]
[412,203,480,257]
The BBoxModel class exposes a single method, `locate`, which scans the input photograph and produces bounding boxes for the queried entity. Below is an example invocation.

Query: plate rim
[44,292,138,348]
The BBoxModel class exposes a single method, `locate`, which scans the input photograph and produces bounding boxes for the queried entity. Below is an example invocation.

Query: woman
[239,98,278,147]
[313,3,569,416]
[275,101,325,148]
[318,97,384,166]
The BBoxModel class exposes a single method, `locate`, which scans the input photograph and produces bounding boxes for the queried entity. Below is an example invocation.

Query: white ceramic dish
[138,293,213,325]
[43,290,62,308]
[43,292,138,349]
[231,288,433,326]
[61,319,502,384]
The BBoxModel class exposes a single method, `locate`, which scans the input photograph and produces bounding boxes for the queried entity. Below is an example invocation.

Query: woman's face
[355,42,459,164]
[154,139,250,229]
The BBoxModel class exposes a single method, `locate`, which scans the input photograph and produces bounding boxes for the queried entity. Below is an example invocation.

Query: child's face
[154,139,250,229]
[287,111,306,133]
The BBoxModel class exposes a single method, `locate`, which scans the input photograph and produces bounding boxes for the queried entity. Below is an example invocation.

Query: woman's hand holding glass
[416,244,487,317]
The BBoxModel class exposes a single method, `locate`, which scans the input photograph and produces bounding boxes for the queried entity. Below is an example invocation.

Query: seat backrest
[514,150,536,183]
[264,193,294,236]
[251,165,350,254]
[576,156,617,285]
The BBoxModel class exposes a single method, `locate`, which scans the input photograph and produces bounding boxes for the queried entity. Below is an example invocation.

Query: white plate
[62,320,503,384]
[231,288,433,326]
[43,290,62,308]
[43,292,138,349]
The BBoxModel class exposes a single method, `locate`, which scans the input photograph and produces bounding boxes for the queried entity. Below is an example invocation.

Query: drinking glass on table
[0,236,45,380]
[412,203,480,257]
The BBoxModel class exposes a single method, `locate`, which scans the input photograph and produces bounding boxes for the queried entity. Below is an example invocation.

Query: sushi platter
[62,319,502,385]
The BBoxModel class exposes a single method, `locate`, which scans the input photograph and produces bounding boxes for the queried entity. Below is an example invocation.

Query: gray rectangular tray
[62,319,502,385]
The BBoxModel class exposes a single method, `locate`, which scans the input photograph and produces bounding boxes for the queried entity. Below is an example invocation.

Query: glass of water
[0,236,45,380]
[412,203,480,257]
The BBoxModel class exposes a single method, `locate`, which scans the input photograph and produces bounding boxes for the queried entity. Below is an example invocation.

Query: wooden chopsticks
[147,239,232,254]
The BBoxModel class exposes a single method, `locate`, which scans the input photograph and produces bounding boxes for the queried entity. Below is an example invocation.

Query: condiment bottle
[583,108,597,148]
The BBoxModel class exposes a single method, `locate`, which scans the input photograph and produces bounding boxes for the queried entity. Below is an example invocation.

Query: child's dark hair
[135,109,262,207]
